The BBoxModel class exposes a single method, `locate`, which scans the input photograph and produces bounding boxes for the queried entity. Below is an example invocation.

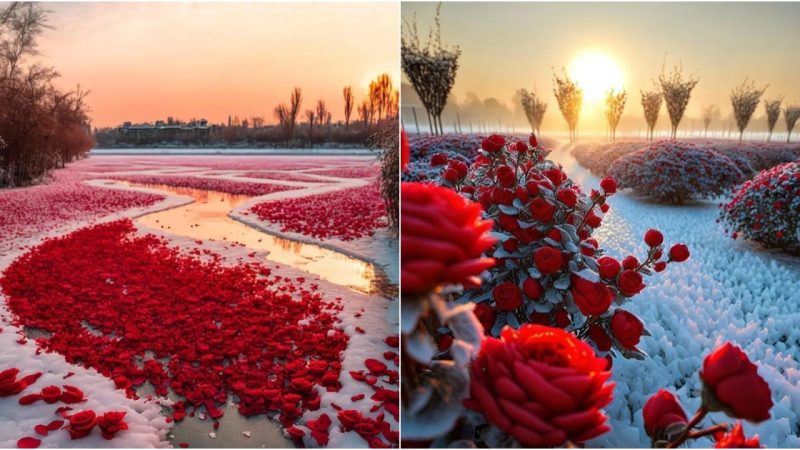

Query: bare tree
[251,116,265,128]
[273,87,302,144]
[369,73,395,124]
[552,70,583,142]
[640,88,662,142]
[305,110,315,146]
[764,97,782,142]
[785,105,800,143]
[315,100,328,126]
[358,100,371,129]
[658,63,699,139]
[401,3,460,134]
[519,88,547,135]
[701,105,718,138]
[343,86,354,129]
[605,88,627,142]
[730,77,767,142]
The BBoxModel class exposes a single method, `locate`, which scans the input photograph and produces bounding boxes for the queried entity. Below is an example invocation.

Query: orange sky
[37,2,399,128]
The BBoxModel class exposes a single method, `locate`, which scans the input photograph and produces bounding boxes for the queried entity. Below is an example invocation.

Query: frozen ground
[547,142,800,447]
[0,155,398,448]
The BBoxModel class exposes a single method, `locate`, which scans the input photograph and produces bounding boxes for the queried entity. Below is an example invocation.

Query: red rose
[714,423,762,448]
[498,214,519,232]
[557,189,578,208]
[588,324,612,351]
[451,160,469,179]
[401,183,496,294]
[443,168,459,183]
[481,134,506,153]
[467,325,614,447]
[610,310,644,349]
[529,198,555,222]
[622,255,639,270]
[522,277,543,301]
[98,411,128,440]
[669,243,690,262]
[496,165,516,188]
[553,309,571,328]
[700,342,773,422]
[502,238,518,252]
[529,133,538,147]
[544,168,565,187]
[643,389,688,442]
[534,247,562,275]
[597,256,621,279]
[493,188,515,205]
[515,141,528,152]
[493,282,522,311]
[600,177,617,194]
[67,410,98,439]
[654,262,667,272]
[526,181,540,195]
[515,186,529,203]
[644,229,664,247]
[0,368,25,397]
[41,386,62,404]
[570,274,613,316]
[585,212,602,228]
[337,409,363,430]
[430,153,448,166]
[473,303,496,332]
[617,270,645,296]
[547,228,561,241]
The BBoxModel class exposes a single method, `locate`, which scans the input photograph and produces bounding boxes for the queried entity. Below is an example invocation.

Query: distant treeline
[0,3,94,187]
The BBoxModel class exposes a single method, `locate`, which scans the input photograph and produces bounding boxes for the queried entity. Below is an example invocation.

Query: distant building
[115,119,211,144]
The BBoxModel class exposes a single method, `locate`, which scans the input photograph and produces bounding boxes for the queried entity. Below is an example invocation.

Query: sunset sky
[37,2,399,128]
[401,2,800,135]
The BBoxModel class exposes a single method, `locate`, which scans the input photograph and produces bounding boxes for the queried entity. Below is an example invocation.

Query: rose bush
[719,161,800,253]
[572,141,645,177]
[608,140,746,204]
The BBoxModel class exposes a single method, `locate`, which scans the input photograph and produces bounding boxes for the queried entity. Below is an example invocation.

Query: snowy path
[547,143,800,447]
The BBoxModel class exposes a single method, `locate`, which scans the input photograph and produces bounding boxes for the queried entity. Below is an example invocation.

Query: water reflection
[116,182,393,296]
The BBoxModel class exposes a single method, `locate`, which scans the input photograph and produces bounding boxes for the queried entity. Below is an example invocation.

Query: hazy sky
[401,2,800,134]
[36,2,399,127]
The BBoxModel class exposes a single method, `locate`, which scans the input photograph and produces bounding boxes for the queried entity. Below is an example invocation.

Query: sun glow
[568,52,625,106]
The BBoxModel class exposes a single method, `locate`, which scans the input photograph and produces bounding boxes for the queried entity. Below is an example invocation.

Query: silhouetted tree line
[0,3,94,187]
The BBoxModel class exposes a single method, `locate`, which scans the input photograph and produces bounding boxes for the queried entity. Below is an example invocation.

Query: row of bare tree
[0,3,94,187]
[273,73,399,145]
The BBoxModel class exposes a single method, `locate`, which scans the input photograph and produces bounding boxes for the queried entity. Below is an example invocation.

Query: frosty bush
[712,142,800,173]
[730,78,767,142]
[573,141,646,177]
[609,141,745,204]
[720,161,800,253]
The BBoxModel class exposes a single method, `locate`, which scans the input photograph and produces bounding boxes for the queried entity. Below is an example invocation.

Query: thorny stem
[687,423,729,441]
[667,406,708,448]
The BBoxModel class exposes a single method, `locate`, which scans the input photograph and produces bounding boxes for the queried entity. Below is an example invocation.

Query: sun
[568,52,625,105]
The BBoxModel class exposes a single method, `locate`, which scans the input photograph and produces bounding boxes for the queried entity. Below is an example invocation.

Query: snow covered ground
[548,142,800,447]
[0,155,398,448]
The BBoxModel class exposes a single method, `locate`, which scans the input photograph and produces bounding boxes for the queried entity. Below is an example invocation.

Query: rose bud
[570,274,613,316]
[600,203,610,213]
[496,165,516,188]
[597,256,621,279]
[529,133,538,147]
[554,309,571,328]
[515,141,528,152]
[481,134,506,153]
[714,422,762,448]
[530,198,555,222]
[617,270,645,296]
[669,243,690,262]
[547,228,562,242]
[557,189,578,208]
[654,262,667,272]
[585,212,602,228]
[467,325,614,447]
[620,255,638,270]
[493,282,522,311]
[644,229,664,247]
[610,310,644,349]
[473,303,496,333]
[643,390,688,443]
[700,342,773,422]
[443,167,459,184]
[502,238,519,252]
[522,277,543,301]
[526,180,540,195]
[600,176,617,194]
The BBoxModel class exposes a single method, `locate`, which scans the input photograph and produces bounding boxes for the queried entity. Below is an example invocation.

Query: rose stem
[667,406,709,448]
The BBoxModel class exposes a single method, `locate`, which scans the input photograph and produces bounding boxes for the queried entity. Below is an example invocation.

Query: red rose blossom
[529,197,555,222]
[430,153,448,167]
[534,247,562,275]
[402,183,496,294]
[644,229,664,247]
[98,411,128,440]
[523,277,543,301]
[600,177,617,194]
[557,189,578,208]
[493,282,522,311]
[669,243,690,262]
[467,325,614,447]
[597,256,621,279]
[617,270,645,296]
[643,389,688,442]
[529,133,538,147]
[588,324,611,351]
[700,342,772,422]
[570,274,613,316]
[610,310,644,350]
[66,410,98,439]
[473,303,496,332]
[496,165,516,188]
[481,135,506,153]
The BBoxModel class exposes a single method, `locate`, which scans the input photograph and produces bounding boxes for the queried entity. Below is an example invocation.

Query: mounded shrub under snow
[712,142,800,173]
[609,141,745,204]
[719,161,800,253]
[572,141,646,177]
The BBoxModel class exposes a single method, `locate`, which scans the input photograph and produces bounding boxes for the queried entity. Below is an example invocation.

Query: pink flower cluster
[1,219,349,428]
[608,140,745,204]
[249,182,387,241]
[0,171,162,250]
[719,161,800,252]
[111,175,299,196]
